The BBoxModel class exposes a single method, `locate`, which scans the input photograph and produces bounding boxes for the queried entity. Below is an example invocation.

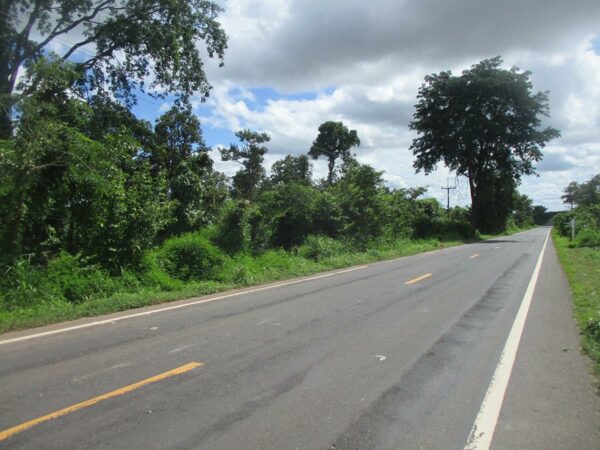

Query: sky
[134,1,599,210]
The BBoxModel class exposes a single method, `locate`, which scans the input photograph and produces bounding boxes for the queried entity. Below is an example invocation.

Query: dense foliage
[0,42,540,321]
[0,0,227,138]
[554,174,600,248]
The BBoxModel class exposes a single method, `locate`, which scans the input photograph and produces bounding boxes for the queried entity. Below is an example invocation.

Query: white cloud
[198,0,600,211]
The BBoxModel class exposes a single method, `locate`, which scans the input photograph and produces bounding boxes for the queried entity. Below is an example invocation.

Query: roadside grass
[0,229,531,335]
[0,237,463,334]
[553,231,600,372]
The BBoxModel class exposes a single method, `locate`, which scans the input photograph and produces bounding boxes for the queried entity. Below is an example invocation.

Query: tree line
[0,1,556,309]
[554,174,600,247]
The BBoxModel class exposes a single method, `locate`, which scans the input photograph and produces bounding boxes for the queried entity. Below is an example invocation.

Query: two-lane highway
[1,228,599,449]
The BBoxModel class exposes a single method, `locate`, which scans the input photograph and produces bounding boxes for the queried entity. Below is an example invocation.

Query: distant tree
[309,121,360,184]
[574,174,600,207]
[334,161,385,246]
[220,130,270,200]
[512,192,534,228]
[532,205,549,225]
[410,57,560,233]
[561,181,579,210]
[270,155,312,186]
[0,0,227,138]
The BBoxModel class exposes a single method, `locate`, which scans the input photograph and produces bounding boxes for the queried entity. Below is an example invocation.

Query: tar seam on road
[464,230,550,450]
[0,362,203,443]
[0,266,369,346]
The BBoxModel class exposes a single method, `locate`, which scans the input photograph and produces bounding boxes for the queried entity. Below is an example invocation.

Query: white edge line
[464,229,550,450]
[0,265,367,346]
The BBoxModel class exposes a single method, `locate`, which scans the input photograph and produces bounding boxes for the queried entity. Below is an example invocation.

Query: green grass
[553,231,600,372]
[0,229,531,335]
[0,237,464,334]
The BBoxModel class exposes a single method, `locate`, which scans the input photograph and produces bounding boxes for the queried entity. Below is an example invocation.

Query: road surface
[1,227,599,449]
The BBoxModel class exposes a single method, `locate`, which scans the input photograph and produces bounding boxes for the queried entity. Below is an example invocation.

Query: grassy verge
[553,231,600,372]
[0,238,465,334]
[0,228,532,335]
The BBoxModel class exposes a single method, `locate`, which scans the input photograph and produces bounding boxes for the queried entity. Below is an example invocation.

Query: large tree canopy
[410,56,560,232]
[0,0,228,137]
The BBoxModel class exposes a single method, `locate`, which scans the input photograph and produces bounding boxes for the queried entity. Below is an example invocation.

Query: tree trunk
[327,157,335,185]
[467,171,479,231]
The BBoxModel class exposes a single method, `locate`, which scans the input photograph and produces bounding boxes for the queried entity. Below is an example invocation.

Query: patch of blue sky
[202,125,237,148]
[592,36,600,55]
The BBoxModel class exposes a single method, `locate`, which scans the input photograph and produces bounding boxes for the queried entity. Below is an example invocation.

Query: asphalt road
[1,227,599,449]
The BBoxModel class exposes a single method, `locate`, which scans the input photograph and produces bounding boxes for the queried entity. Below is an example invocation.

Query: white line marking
[464,230,550,450]
[0,265,368,346]
[375,355,387,361]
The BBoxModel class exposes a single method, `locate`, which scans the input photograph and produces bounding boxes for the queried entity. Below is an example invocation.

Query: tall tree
[561,181,579,210]
[308,121,360,184]
[0,0,227,138]
[220,130,270,200]
[154,105,224,235]
[410,57,560,232]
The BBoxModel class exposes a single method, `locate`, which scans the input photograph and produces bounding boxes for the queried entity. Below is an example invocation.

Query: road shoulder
[491,236,600,449]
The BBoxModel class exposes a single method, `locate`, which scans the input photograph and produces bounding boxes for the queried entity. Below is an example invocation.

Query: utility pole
[441,178,456,218]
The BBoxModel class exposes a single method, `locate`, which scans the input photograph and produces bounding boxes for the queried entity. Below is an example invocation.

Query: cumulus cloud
[199,0,600,210]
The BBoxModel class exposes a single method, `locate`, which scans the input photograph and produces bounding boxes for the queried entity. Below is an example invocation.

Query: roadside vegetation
[1,2,557,333]
[553,174,600,371]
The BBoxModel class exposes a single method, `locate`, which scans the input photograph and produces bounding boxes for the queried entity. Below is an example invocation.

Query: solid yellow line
[469,253,480,259]
[404,273,433,285]
[0,362,203,442]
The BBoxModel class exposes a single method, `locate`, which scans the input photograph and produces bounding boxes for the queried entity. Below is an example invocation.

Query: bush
[575,229,600,248]
[587,316,600,343]
[0,258,51,309]
[155,232,225,281]
[554,208,599,238]
[414,218,472,240]
[298,235,347,261]
[44,252,118,303]
[0,252,119,308]
[214,200,254,255]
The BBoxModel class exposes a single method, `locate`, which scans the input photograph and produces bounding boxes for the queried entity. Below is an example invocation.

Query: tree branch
[31,0,114,58]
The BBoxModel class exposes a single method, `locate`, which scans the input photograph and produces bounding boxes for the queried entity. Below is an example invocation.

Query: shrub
[575,229,600,248]
[0,252,119,308]
[44,252,117,303]
[156,232,225,281]
[299,235,347,261]
[0,258,51,309]
[586,316,600,343]
[214,200,253,255]
[414,218,472,240]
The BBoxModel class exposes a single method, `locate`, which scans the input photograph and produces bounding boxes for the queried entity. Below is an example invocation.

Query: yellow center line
[404,273,433,285]
[0,362,203,442]
[469,253,480,259]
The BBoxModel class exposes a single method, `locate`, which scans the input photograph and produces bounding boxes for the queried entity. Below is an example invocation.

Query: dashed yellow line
[404,273,433,285]
[0,362,203,442]
[469,253,480,259]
